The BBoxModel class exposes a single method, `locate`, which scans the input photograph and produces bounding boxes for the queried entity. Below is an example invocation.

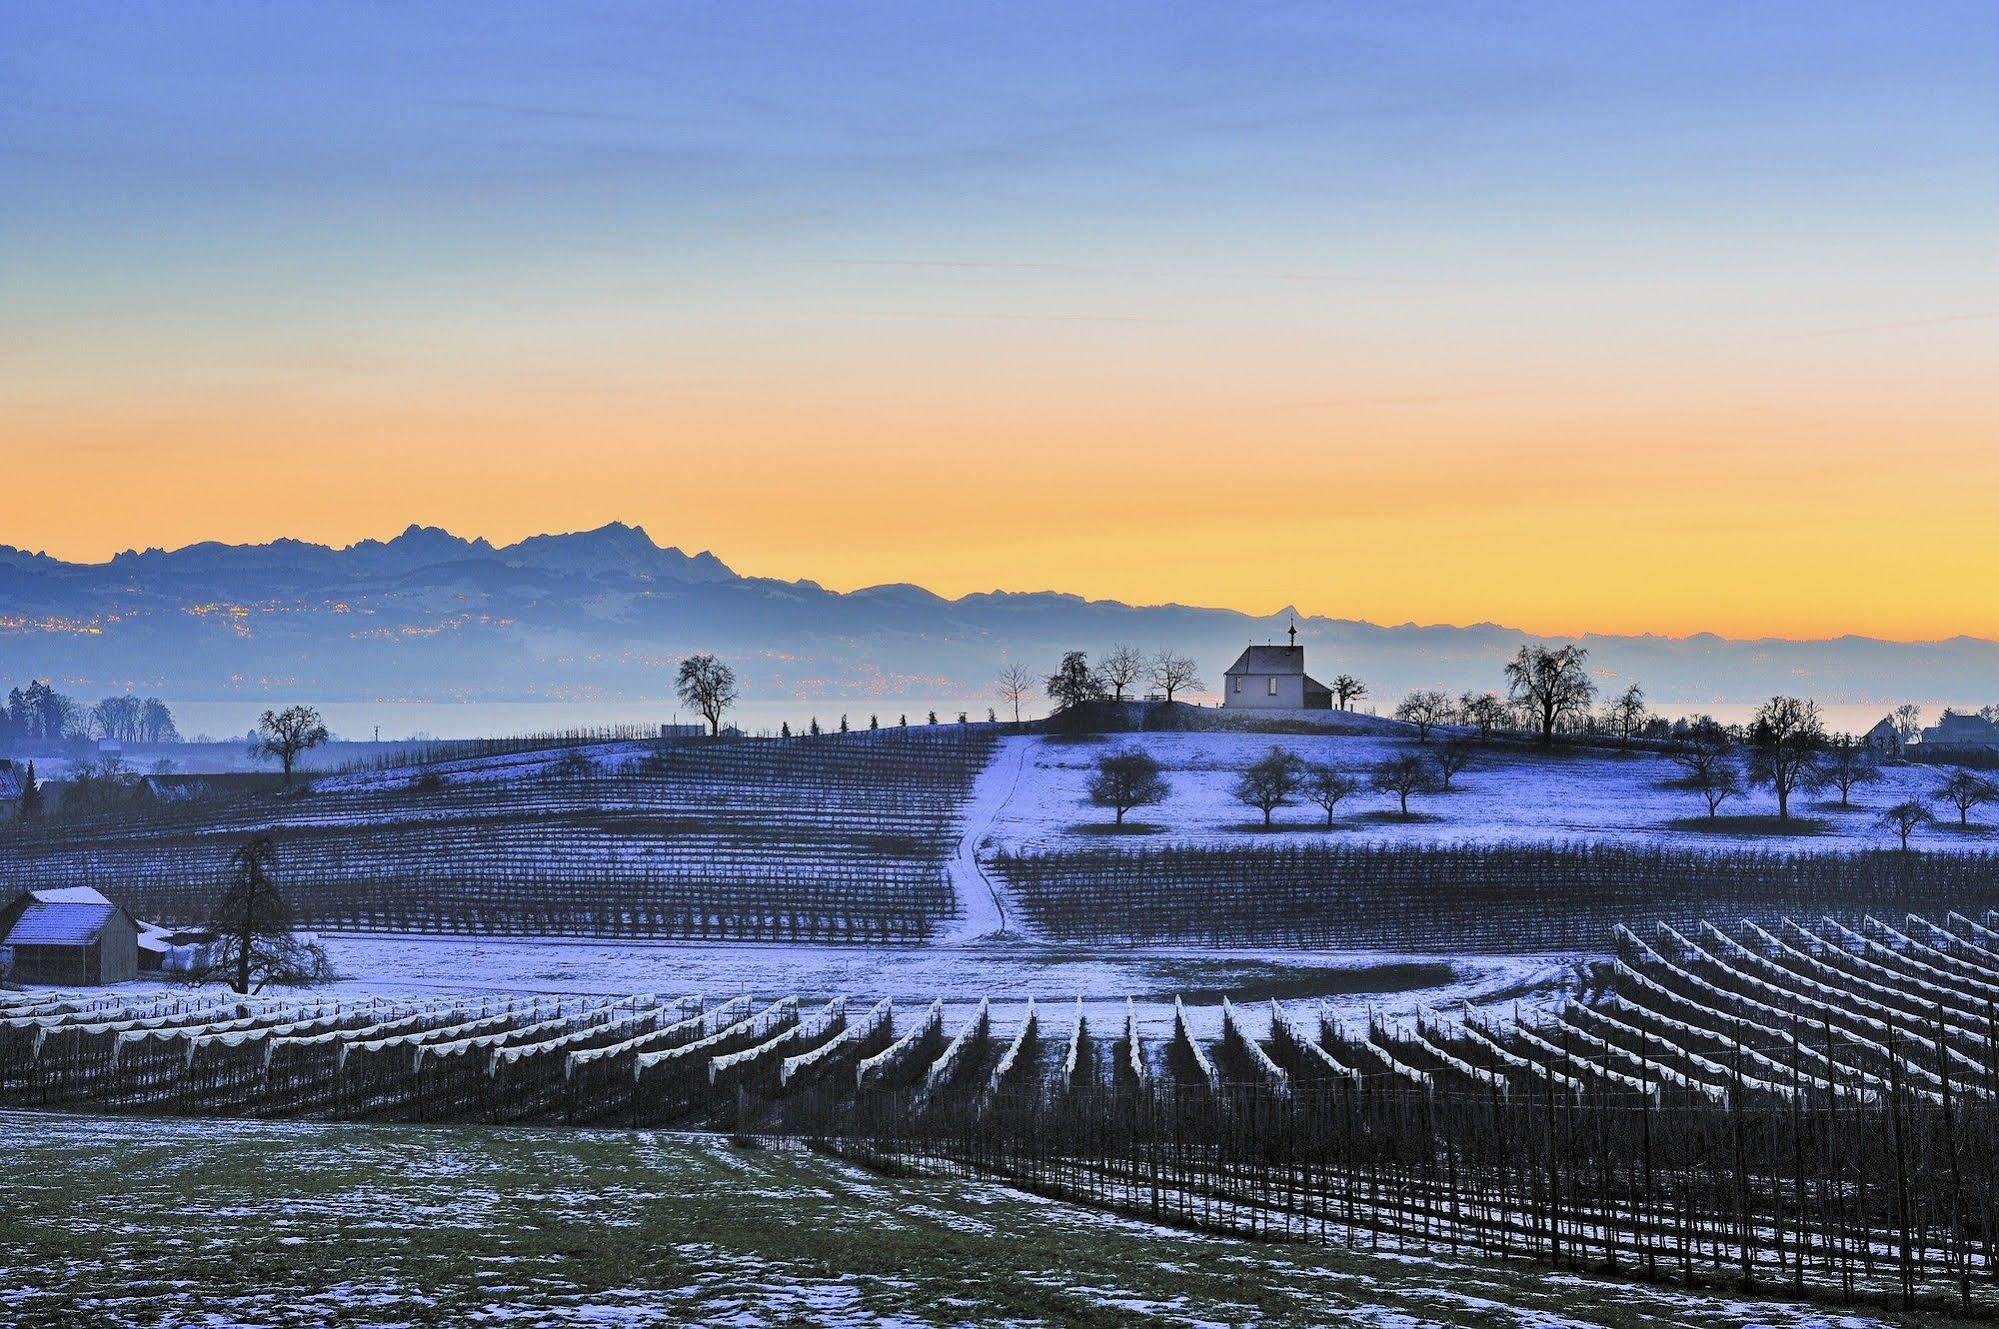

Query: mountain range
[2,522,1994,713]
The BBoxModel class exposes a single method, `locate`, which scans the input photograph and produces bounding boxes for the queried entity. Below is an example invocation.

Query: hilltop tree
[1088,748,1169,826]
[1892,703,1924,744]
[1098,644,1144,702]
[1372,753,1435,817]
[253,705,329,787]
[1149,651,1202,704]
[1300,763,1360,827]
[1044,652,1106,712]
[1936,769,1998,829]
[1233,747,1303,827]
[1744,696,1824,821]
[1393,690,1454,743]
[1504,644,1596,745]
[185,837,333,995]
[1815,735,1880,809]
[675,654,738,736]
[1332,675,1367,712]
[1458,691,1509,741]
[1604,684,1649,750]
[995,663,1035,723]
[1879,799,1931,852]
[140,698,180,744]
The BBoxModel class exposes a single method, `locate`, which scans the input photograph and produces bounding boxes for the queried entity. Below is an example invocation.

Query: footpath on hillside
[939,736,1034,944]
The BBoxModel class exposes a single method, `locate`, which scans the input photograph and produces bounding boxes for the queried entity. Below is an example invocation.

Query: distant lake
[162,697,1957,743]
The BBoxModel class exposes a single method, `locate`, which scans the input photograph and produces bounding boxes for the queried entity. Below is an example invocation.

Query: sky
[4,2,1996,641]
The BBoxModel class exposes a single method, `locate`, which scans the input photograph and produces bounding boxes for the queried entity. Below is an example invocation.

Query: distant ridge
[0,524,1992,708]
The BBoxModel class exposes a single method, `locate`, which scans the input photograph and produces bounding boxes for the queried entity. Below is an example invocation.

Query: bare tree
[1393,690,1454,743]
[995,664,1035,724]
[1745,696,1824,821]
[1878,799,1931,852]
[675,654,738,736]
[1301,763,1360,827]
[1332,675,1367,712]
[1089,748,1169,826]
[1815,734,1880,809]
[1672,717,1734,787]
[1430,737,1477,790]
[1690,759,1742,821]
[139,698,180,744]
[1892,703,1923,744]
[1372,753,1435,817]
[1936,769,1998,829]
[1044,652,1106,712]
[1233,747,1303,827]
[1504,644,1596,744]
[183,836,332,994]
[1458,691,1509,741]
[254,705,329,787]
[1604,684,1649,751]
[1098,644,1144,702]
[1149,650,1202,704]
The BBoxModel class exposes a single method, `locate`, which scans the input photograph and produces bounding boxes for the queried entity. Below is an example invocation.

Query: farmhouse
[1221,623,1333,710]
[0,886,141,986]
[0,761,23,820]
[1921,710,1999,752]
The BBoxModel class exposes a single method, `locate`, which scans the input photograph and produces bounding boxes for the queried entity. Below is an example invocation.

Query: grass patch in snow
[0,1111,1936,1329]
[1066,820,1167,837]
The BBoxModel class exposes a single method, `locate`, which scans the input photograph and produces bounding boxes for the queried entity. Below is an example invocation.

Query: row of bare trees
[1088,742,1476,828]
[2,681,181,747]
[995,646,1205,722]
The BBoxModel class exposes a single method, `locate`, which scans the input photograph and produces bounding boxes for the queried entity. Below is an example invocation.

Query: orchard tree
[1372,753,1434,817]
[1088,748,1169,826]
[1604,684,1649,750]
[1879,799,1931,851]
[1672,717,1735,787]
[1430,737,1477,791]
[1301,763,1360,827]
[1816,735,1880,809]
[995,663,1035,723]
[1458,691,1509,741]
[1690,760,1742,820]
[1936,769,1998,829]
[1332,675,1367,712]
[1504,644,1596,744]
[1098,643,1144,702]
[253,705,329,787]
[1393,690,1454,743]
[675,654,738,736]
[1233,747,1303,827]
[1149,650,1202,704]
[1744,696,1825,821]
[1044,652,1106,712]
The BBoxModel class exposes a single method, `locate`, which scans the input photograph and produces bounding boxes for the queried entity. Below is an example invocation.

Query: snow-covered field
[986,732,1982,855]
[304,932,1580,1044]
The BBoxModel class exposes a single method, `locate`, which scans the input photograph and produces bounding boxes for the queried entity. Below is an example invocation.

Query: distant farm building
[1222,623,1333,711]
[0,886,141,986]
[1863,717,1905,759]
[0,761,23,821]
[1922,710,1999,753]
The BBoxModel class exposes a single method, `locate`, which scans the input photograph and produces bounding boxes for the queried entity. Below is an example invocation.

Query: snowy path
[938,736,1035,944]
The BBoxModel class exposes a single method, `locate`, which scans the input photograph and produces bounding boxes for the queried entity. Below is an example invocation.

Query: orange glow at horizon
[7,356,1996,644]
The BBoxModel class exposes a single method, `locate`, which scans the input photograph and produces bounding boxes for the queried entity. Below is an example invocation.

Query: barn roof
[4,901,118,948]
[0,766,22,802]
[1224,645,1306,676]
[1,886,126,949]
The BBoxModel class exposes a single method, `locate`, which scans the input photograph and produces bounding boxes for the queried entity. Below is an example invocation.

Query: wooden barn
[0,887,141,986]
